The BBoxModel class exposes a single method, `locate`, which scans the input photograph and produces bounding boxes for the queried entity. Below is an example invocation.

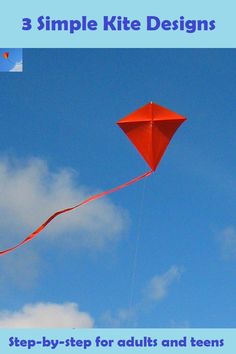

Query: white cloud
[147,266,183,301]
[102,308,136,327]
[0,157,127,251]
[102,267,184,326]
[169,319,190,328]
[0,302,93,328]
[217,226,236,259]
[10,61,23,72]
[101,267,184,327]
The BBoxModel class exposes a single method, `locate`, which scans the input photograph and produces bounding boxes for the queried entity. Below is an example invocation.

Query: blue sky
[0,49,235,328]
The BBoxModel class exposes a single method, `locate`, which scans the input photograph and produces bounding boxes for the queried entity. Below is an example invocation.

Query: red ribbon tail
[0,170,153,256]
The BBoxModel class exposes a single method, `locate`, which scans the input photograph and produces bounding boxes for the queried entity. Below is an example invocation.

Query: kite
[117,101,186,171]
[3,52,9,59]
[2,51,14,64]
[0,102,186,256]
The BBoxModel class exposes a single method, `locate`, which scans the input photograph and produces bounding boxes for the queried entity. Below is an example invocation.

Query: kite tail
[0,170,153,256]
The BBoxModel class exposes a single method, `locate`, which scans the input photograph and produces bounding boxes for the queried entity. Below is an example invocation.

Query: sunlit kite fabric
[0,102,186,256]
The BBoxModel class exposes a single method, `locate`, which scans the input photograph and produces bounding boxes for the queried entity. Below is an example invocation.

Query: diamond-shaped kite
[117,102,186,171]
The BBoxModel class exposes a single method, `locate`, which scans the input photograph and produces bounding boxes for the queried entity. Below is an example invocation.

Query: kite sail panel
[0,101,186,256]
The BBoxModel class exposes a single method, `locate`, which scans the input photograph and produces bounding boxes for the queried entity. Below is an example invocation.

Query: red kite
[0,102,186,255]
[3,52,9,59]
[2,51,14,64]
[117,102,186,171]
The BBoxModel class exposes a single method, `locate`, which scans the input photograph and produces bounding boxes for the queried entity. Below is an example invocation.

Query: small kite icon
[3,52,9,59]
[2,51,14,64]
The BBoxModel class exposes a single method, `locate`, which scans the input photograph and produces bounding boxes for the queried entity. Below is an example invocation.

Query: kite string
[128,118,154,320]
[0,170,153,256]
[128,172,148,317]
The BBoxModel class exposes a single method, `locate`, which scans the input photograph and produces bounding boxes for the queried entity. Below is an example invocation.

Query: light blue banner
[0,329,234,353]
[0,0,235,48]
